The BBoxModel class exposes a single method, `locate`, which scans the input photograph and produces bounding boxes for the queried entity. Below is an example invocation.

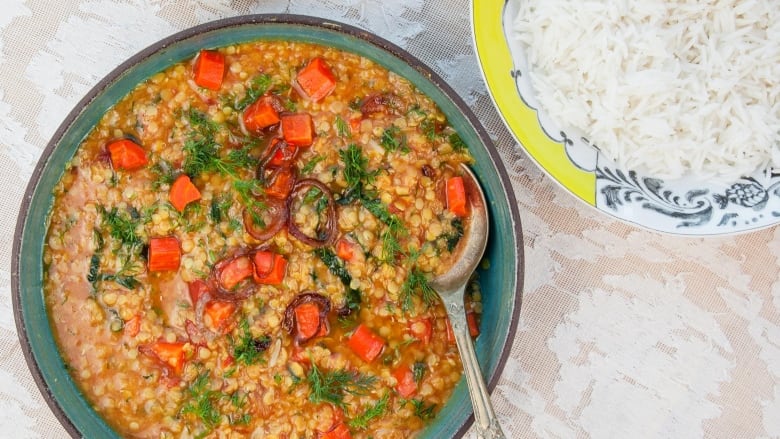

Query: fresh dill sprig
[150,159,177,190]
[380,229,403,263]
[182,110,257,179]
[301,154,326,175]
[232,179,267,226]
[235,74,273,111]
[399,250,437,312]
[181,372,223,431]
[380,125,409,153]
[339,144,378,194]
[335,115,350,138]
[348,392,390,430]
[307,362,377,408]
[209,195,232,224]
[231,319,271,366]
[98,205,143,248]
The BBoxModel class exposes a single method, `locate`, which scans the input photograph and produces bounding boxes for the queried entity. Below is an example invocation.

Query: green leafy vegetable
[301,154,326,174]
[313,248,361,316]
[348,392,390,429]
[307,362,377,408]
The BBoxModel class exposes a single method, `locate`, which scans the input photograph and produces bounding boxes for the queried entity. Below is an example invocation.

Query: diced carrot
[336,238,355,262]
[204,300,237,333]
[321,422,352,439]
[295,57,337,102]
[252,251,287,285]
[392,364,418,398]
[193,49,225,90]
[265,166,296,199]
[268,141,298,167]
[295,302,324,341]
[281,113,315,147]
[124,314,142,337]
[467,311,480,338]
[446,176,468,217]
[409,318,433,345]
[243,99,280,132]
[347,324,385,363]
[445,318,455,344]
[140,341,186,375]
[187,280,211,305]
[348,116,362,135]
[148,237,181,272]
[221,354,235,370]
[107,138,148,171]
[218,256,254,290]
[169,174,201,212]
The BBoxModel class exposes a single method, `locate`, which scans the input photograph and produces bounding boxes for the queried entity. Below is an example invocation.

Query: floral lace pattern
[1,1,779,438]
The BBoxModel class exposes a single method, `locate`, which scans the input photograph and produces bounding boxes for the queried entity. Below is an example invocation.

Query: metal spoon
[431,164,506,439]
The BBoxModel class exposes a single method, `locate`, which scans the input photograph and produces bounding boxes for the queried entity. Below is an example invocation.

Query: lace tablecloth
[1,1,779,438]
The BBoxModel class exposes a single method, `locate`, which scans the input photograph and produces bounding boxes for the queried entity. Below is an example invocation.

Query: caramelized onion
[282,292,331,344]
[286,179,337,248]
[210,252,256,299]
[360,93,401,115]
[243,198,288,241]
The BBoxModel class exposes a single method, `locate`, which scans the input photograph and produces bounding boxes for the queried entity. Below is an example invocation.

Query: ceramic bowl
[12,14,524,438]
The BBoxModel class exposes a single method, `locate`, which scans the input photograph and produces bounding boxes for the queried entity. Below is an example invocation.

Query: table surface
[1,1,779,438]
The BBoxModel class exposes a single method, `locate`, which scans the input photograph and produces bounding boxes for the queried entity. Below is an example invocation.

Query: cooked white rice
[512,0,780,180]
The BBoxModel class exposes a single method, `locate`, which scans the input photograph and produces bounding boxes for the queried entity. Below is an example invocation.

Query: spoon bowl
[431,164,507,439]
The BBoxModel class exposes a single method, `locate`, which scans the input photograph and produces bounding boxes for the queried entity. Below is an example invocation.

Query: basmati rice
[512,0,780,180]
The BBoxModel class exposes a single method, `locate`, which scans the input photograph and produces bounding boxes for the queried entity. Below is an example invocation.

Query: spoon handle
[448,301,507,439]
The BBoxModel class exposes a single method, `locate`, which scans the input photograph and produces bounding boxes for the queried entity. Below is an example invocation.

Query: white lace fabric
[1,1,779,438]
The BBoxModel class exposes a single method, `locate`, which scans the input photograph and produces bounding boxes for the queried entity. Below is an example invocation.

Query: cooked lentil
[44,41,481,439]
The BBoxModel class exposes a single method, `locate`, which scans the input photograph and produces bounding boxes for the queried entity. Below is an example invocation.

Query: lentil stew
[42,39,484,439]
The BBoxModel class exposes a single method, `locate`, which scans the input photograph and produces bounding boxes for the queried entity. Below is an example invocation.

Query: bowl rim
[12,13,524,438]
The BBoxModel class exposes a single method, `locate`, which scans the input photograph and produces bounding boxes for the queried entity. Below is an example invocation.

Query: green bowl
[12,14,524,438]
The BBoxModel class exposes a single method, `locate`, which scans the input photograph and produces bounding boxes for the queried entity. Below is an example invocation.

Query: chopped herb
[87,254,100,284]
[412,362,426,384]
[407,104,427,117]
[409,399,436,421]
[182,110,256,178]
[98,205,142,248]
[314,248,361,316]
[235,74,272,110]
[181,372,223,431]
[231,319,271,366]
[307,362,377,408]
[348,392,390,429]
[420,119,438,141]
[209,195,232,224]
[301,154,326,174]
[380,229,403,263]
[273,373,283,385]
[439,218,464,252]
[339,144,378,195]
[449,132,468,152]
[150,159,177,190]
[349,97,362,111]
[335,115,350,138]
[380,125,408,153]
[232,179,267,226]
[400,266,437,312]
